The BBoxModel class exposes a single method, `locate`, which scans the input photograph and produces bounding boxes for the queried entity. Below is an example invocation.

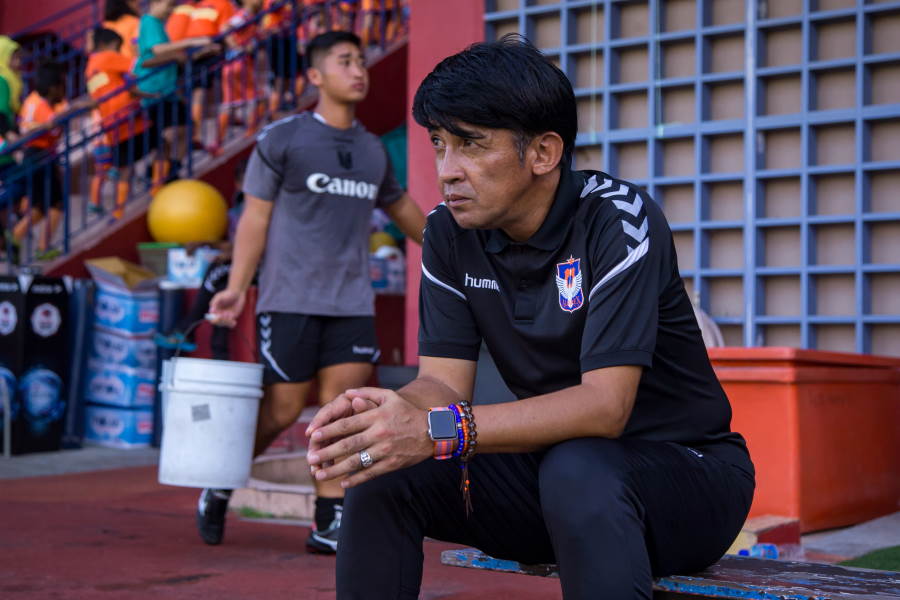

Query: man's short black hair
[413,34,577,163]
[305,31,362,71]
[93,27,123,50]
[34,61,65,98]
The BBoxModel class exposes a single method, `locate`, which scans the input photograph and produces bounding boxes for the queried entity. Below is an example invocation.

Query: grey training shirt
[243,112,404,316]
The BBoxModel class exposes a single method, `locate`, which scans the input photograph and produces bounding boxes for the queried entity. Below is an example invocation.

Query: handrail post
[184,49,195,178]
[62,121,72,256]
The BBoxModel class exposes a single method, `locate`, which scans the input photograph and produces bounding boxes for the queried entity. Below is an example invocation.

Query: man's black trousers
[336,437,754,599]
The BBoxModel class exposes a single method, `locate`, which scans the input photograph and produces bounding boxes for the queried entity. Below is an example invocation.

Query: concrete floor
[802,512,900,560]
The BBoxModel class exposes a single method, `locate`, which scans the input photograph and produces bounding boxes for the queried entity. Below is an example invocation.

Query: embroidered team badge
[555,256,584,313]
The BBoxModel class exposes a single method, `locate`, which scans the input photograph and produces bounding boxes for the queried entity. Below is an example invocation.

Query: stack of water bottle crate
[82,259,159,449]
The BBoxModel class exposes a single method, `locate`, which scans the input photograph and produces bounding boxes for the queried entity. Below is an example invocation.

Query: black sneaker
[196,488,231,545]
[305,504,342,554]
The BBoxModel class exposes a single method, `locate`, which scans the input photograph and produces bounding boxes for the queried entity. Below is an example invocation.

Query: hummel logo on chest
[465,273,500,292]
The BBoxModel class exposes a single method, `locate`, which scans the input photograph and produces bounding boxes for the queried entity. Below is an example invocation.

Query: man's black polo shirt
[419,167,750,467]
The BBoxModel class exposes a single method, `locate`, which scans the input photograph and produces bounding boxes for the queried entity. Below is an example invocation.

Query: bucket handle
[173,317,258,362]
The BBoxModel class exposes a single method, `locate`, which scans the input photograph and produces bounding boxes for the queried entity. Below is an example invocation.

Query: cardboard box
[84,358,156,408]
[167,247,220,288]
[90,327,157,370]
[83,403,153,448]
[86,258,159,337]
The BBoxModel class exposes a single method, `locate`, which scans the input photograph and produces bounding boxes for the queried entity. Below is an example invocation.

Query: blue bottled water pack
[94,284,159,337]
[90,327,157,370]
[83,403,153,448]
[84,359,156,408]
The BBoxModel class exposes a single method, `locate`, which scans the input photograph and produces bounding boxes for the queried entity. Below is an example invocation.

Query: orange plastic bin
[708,347,900,533]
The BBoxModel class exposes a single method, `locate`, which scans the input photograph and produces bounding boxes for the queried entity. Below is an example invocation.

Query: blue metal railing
[1,0,408,270]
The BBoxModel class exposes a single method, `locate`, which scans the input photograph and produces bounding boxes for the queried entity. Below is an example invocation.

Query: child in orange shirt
[86,28,163,219]
[166,0,199,42]
[14,62,69,256]
[212,0,264,154]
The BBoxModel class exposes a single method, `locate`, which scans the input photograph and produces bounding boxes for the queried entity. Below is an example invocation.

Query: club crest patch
[555,256,584,313]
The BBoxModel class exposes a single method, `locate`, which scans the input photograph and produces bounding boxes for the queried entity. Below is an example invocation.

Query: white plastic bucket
[158,357,264,489]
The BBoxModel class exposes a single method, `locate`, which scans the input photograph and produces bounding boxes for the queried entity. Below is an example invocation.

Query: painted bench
[440,548,900,599]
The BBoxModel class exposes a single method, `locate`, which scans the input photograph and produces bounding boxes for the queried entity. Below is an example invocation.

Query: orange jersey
[184,0,236,38]
[166,2,197,42]
[103,15,141,59]
[86,50,147,145]
[19,91,67,150]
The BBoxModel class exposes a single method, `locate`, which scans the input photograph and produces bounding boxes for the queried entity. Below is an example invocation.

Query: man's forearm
[396,375,464,411]
[227,211,268,292]
[397,369,639,455]
[385,194,425,245]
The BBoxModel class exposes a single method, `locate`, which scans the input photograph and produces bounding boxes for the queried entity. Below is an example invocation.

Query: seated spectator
[103,0,142,59]
[86,28,163,219]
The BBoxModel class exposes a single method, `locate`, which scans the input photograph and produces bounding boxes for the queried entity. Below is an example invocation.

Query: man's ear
[530,132,565,176]
[306,65,322,87]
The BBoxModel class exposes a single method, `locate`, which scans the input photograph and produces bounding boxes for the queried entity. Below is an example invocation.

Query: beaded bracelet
[456,399,477,516]
[448,403,466,457]
[459,400,478,462]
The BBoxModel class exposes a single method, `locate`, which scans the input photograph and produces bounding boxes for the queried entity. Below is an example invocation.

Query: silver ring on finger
[359,450,374,469]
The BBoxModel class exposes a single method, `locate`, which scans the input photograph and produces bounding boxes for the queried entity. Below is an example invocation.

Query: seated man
[306,36,755,600]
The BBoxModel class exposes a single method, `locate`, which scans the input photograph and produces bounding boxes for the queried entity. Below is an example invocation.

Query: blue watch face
[429,410,457,440]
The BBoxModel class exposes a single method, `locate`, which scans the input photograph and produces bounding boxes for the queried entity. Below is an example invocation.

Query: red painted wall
[404,0,484,365]
[2,0,98,44]
[357,43,408,136]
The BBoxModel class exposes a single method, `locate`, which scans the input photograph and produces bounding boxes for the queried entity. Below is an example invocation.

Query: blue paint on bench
[440,548,900,599]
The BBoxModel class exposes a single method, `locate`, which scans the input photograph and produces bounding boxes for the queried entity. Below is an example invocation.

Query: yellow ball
[147,179,228,244]
[369,231,397,253]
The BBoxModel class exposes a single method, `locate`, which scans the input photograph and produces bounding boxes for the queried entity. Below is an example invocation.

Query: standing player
[204,31,426,554]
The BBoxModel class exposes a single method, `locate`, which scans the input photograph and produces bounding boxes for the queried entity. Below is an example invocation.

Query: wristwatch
[427,407,458,460]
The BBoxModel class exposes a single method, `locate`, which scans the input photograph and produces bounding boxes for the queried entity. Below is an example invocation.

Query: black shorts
[147,96,189,131]
[190,54,221,89]
[257,312,379,384]
[111,126,159,167]
[266,35,301,79]
[23,148,63,209]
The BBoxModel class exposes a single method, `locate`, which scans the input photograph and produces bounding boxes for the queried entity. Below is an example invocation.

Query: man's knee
[342,463,427,533]
[538,438,637,526]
